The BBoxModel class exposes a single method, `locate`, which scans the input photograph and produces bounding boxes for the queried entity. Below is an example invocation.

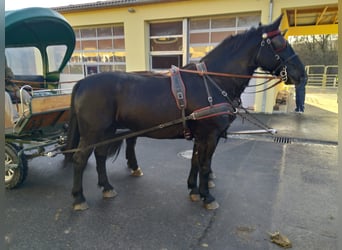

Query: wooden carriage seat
[5,93,71,133]
[21,94,71,132]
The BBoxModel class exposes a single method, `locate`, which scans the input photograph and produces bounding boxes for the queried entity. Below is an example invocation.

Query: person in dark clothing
[294,76,306,113]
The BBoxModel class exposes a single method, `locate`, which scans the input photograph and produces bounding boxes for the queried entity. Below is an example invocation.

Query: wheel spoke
[4,143,28,189]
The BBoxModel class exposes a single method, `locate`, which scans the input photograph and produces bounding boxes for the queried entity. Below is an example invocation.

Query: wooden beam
[316,6,328,25]
[287,24,338,36]
[333,14,338,24]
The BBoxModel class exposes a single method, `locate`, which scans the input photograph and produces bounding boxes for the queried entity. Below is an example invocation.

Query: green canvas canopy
[5,7,75,74]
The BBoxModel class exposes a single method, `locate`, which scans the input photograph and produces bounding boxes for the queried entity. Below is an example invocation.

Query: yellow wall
[61,0,271,71]
[59,0,338,113]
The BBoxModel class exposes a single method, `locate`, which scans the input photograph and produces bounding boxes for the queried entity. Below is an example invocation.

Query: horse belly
[116,98,185,139]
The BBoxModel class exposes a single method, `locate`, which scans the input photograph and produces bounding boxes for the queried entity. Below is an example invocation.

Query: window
[5,47,43,75]
[65,14,260,75]
[189,13,260,63]
[47,45,67,72]
[149,21,184,71]
[64,24,126,75]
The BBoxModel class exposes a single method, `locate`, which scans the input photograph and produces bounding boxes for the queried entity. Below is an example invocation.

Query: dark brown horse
[65,16,306,211]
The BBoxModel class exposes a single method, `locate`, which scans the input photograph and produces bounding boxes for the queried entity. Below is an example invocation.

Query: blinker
[271,35,287,52]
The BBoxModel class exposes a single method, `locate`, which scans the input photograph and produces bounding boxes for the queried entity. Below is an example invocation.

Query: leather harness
[170,63,237,139]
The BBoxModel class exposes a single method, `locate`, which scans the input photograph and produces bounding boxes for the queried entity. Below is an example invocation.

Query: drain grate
[273,136,292,144]
[228,134,337,146]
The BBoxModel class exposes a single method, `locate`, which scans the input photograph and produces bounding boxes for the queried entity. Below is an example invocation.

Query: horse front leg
[125,137,143,177]
[72,138,93,211]
[188,141,201,202]
[94,146,117,199]
[187,138,217,202]
[208,170,216,188]
[197,136,220,210]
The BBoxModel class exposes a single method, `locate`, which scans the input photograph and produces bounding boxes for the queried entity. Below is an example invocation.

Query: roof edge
[53,0,186,12]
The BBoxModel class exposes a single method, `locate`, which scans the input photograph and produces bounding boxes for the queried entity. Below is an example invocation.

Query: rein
[245,79,283,93]
[192,62,277,135]
[61,103,234,155]
[178,68,281,81]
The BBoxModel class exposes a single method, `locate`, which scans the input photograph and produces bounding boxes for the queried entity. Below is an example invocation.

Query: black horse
[65,16,306,211]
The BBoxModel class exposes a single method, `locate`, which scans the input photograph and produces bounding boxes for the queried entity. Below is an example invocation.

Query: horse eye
[271,36,287,51]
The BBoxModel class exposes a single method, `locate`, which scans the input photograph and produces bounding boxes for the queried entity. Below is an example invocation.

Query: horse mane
[201,26,260,62]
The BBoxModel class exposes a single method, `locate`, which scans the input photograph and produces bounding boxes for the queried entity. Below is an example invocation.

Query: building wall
[59,0,338,113]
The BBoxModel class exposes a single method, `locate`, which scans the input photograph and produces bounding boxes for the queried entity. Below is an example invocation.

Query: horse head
[255,15,307,86]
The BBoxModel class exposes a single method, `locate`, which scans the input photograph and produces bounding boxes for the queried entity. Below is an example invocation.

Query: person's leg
[295,82,305,112]
[5,91,19,123]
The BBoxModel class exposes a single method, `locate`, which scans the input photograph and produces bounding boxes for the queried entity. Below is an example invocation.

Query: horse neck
[205,47,257,97]
[203,40,260,77]
[202,42,260,97]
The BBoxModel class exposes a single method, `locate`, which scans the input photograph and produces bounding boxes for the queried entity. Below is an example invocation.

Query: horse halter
[257,30,298,82]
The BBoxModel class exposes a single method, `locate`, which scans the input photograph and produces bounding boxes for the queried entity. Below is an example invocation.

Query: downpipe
[261,0,274,112]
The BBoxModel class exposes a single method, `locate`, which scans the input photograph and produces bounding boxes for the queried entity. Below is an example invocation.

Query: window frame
[65,23,126,75]
[149,19,188,71]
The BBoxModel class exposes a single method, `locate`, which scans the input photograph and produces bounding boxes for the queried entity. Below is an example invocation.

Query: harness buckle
[280,66,288,82]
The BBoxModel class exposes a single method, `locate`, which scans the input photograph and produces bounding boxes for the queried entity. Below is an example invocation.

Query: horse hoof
[131,167,144,177]
[204,201,220,210]
[190,194,201,202]
[103,189,118,199]
[208,180,216,188]
[73,202,89,211]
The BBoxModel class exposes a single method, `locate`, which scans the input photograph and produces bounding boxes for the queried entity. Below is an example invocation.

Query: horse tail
[64,82,81,162]
[107,139,123,161]
[103,120,123,161]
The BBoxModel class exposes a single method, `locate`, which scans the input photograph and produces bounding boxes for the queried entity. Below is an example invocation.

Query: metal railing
[305,65,338,87]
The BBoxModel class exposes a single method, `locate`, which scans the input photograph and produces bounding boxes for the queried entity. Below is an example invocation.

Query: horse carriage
[5,7,75,189]
[5,9,306,211]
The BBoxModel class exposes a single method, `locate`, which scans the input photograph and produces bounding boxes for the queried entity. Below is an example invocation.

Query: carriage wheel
[5,143,28,189]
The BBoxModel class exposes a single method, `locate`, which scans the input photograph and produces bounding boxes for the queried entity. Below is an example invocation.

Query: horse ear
[271,14,283,29]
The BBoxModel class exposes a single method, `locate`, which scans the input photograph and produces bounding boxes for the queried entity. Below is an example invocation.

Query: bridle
[176,29,298,92]
[257,29,298,83]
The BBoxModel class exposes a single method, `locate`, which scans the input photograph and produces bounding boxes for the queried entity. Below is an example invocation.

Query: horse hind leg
[72,138,93,211]
[94,146,118,199]
[125,137,143,177]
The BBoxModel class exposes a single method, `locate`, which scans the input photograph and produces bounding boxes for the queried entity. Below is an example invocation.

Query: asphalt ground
[4,94,338,250]
[230,104,338,145]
